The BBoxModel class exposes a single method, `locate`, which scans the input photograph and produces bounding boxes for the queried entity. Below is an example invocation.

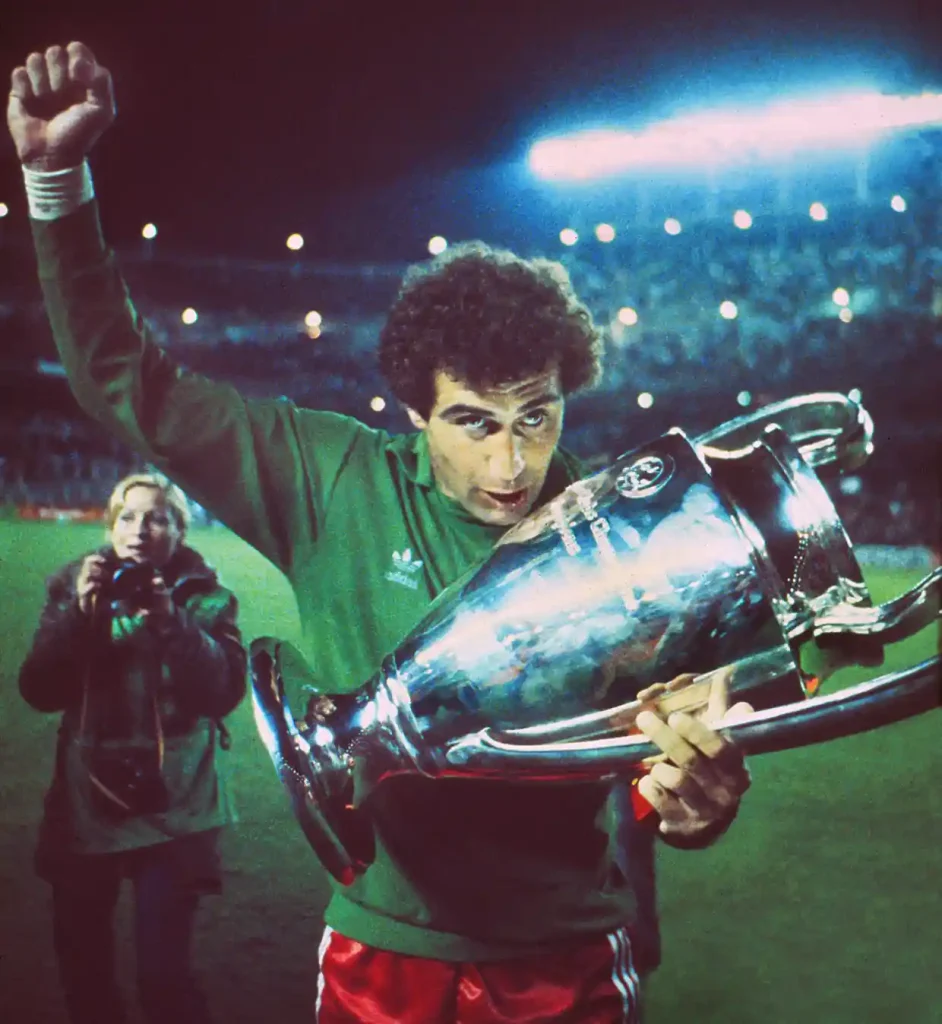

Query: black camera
[88,746,170,818]
[106,559,158,611]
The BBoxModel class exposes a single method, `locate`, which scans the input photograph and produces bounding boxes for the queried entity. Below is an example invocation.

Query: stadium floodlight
[664,218,682,236]
[839,308,854,323]
[832,287,850,307]
[181,307,198,325]
[733,209,753,230]
[809,202,829,222]
[617,306,639,326]
[141,222,157,240]
[428,235,448,256]
[304,310,323,329]
[637,392,654,409]
[0,202,9,218]
[891,194,907,212]
[286,233,304,251]
[370,396,387,412]
[559,227,579,246]
[528,91,942,181]
[719,300,739,320]
[737,390,752,407]
[595,223,616,243]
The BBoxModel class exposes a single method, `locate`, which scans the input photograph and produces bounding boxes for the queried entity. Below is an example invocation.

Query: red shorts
[315,926,639,1023]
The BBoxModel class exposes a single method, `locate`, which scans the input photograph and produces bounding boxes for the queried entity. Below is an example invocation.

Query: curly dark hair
[378,241,603,418]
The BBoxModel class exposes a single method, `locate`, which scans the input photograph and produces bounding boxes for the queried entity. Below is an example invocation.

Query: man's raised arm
[7,42,362,571]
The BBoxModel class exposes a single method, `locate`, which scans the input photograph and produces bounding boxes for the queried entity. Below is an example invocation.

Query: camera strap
[79,593,165,815]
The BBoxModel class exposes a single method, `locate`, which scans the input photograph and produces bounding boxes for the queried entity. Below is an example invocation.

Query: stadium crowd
[1,134,939,549]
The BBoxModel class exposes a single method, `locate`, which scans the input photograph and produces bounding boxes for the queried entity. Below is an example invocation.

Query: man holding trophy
[9,40,758,1022]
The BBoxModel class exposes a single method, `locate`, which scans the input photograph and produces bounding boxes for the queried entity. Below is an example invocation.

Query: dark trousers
[49,840,213,1024]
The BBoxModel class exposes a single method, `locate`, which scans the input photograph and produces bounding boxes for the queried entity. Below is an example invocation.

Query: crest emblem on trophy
[615,454,673,498]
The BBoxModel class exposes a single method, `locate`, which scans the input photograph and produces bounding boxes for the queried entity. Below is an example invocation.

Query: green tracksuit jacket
[32,202,639,961]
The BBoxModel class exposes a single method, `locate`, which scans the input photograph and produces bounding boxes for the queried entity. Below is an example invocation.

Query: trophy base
[249,640,374,884]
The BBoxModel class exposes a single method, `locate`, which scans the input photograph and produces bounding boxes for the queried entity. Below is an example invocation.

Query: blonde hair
[106,473,191,534]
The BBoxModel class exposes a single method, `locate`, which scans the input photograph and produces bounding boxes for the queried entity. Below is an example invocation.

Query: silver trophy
[250,393,940,883]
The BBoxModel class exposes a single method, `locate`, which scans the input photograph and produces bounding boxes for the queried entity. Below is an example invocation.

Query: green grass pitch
[0,521,938,1023]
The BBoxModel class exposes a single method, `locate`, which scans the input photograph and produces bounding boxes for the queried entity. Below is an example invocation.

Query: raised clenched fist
[7,41,115,171]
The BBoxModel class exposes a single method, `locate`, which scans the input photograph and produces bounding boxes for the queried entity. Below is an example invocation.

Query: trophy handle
[813,566,941,642]
[694,392,874,473]
[443,657,940,771]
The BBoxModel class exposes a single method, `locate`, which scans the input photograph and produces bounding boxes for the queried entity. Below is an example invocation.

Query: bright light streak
[286,233,304,251]
[0,202,8,218]
[181,307,198,325]
[637,392,654,409]
[664,218,682,236]
[848,387,862,403]
[832,287,850,307]
[370,396,387,412]
[528,92,942,180]
[839,308,854,323]
[809,202,828,221]
[559,227,579,246]
[428,235,448,255]
[141,222,157,240]
[304,310,323,329]
[891,194,907,212]
[737,390,752,407]
[595,223,616,243]
[719,300,739,320]
[733,209,753,230]
[617,306,639,326]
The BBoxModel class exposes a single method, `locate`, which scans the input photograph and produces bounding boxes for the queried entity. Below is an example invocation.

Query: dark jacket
[20,543,246,870]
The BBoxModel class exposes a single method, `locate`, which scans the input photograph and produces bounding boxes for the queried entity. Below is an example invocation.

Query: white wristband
[23,161,95,221]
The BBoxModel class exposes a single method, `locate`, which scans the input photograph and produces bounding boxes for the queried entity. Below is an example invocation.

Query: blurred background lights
[733,209,753,230]
[839,307,854,323]
[832,287,850,307]
[141,222,157,240]
[428,235,448,256]
[637,392,654,409]
[181,307,198,325]
[559,227,579,246]
[809,202,828,222]
[848,387,863,403]
[595,223,616,243]
[304,310,323,329]
[719,300,739,320]
[664,218,682,236]
[737,390,753,407]
[528,92,942,181]
[370,396,387,413]
[0,202,10,218]
[890,194,907,213]
[617,306,639,326]
[286,233,304,251]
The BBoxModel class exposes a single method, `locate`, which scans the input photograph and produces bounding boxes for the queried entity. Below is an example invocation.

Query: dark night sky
[2,0,941,260]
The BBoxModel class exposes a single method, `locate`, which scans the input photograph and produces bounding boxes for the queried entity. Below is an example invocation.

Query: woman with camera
[19,473,247,1024]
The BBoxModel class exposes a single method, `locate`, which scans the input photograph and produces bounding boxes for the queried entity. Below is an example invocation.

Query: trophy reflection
[251,393,940,882]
